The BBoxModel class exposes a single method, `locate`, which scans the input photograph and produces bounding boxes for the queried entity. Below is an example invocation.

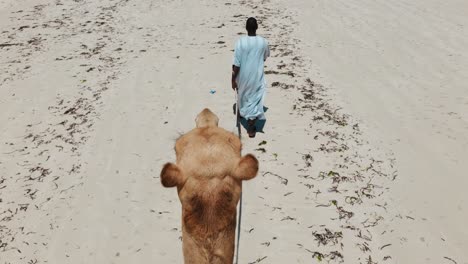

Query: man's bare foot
[247,119,256,138]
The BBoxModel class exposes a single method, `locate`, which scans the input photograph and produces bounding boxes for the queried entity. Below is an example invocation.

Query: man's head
[246,17,258,34]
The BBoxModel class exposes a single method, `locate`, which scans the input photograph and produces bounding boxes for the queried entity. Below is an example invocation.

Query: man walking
[231,17,270,138]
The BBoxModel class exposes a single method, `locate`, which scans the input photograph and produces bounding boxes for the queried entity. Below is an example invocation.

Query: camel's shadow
[232,103,268,134]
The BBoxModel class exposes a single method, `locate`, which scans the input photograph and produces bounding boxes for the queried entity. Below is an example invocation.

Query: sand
[1,0,467,263]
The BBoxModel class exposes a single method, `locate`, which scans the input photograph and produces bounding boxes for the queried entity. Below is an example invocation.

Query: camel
[160,108,258,264]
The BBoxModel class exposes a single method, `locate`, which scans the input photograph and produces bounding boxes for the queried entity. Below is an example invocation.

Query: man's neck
[247,32,256,36]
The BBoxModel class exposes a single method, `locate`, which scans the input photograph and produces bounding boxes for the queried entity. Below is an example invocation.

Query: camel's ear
[233,154,259,181]
[161,163,185,188]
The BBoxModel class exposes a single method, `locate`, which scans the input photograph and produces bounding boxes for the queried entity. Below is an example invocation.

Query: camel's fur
[161,108,258,264]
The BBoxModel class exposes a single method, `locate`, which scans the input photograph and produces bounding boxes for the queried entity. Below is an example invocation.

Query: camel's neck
[180,181,240,263]
[182,224,236,264]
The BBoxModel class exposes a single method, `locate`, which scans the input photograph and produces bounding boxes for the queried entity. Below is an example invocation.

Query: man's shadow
[232,103,268,133]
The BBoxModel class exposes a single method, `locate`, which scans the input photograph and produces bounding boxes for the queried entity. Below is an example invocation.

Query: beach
[1,0,467,263]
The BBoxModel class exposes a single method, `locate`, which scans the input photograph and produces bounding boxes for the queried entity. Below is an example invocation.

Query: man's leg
[247,118,257,138]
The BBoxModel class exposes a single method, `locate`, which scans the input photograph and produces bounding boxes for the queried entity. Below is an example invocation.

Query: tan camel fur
[161,108,258,264]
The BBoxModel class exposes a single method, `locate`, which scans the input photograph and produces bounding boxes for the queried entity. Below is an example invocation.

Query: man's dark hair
[246,17,258,32]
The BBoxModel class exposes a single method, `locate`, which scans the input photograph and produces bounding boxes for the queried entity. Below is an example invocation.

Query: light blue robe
[233,36,270,120]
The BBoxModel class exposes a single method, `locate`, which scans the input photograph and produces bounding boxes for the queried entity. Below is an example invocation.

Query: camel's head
[160,108,258,263]
[195,108,219,128]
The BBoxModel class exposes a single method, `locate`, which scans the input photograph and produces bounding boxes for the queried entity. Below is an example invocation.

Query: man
[232,17,270,138]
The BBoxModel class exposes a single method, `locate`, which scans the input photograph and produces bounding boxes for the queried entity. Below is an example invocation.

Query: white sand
[288,0,468,262]
[0,0,467,263]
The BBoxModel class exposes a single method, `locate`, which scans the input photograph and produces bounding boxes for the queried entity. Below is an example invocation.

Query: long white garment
[233,36,270,120]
